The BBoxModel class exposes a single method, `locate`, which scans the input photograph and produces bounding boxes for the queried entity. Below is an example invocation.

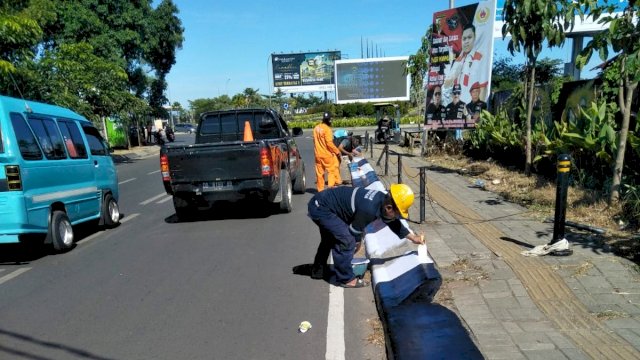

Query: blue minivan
[0,95,120,252]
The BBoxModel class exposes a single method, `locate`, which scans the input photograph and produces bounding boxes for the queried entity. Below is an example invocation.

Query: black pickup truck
[160,108,306,219]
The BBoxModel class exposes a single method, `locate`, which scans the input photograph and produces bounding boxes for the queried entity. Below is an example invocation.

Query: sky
[162,0,605,109]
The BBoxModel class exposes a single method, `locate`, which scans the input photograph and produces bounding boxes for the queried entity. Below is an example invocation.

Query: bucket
[352,257,370,278]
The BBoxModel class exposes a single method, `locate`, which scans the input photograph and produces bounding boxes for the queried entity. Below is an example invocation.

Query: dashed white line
[157,196,173,204]
[326,284,345,360]
[147,170,160,175]
[0,267,31,285]
[118,178,136,185]
[140,193,166,205]
[74,213,140,254]
[120,213,140,223]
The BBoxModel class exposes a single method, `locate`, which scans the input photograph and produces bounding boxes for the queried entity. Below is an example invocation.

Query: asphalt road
[0,132,384,360]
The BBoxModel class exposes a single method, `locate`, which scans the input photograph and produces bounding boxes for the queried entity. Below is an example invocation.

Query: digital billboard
[424,1,496,129]
[494,0,627,37]
[272,51,341,94]
[334,56,410,104]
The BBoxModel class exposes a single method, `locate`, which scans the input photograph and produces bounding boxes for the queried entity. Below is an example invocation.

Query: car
[174,123,196,134]
[0,95,120,252]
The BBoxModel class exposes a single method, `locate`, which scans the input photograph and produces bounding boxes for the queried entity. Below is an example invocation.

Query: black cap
[452,84,461,94]
[323,112,331,121]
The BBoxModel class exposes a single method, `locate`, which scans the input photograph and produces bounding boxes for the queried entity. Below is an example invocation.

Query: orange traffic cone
[243,120,254,141]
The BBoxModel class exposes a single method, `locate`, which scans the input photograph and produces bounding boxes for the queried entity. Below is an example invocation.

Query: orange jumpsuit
[313,122,342,191]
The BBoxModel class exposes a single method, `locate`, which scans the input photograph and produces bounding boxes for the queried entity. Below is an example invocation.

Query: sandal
[339,278,369,288]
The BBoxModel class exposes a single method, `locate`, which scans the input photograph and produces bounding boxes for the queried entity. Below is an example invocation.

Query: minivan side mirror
[292,127,303,137]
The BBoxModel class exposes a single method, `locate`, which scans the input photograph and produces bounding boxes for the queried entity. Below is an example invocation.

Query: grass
[424,152,640,264]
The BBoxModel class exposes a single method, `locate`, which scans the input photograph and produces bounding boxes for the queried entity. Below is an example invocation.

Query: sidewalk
[367,142,640,360]
[111,145,159,163]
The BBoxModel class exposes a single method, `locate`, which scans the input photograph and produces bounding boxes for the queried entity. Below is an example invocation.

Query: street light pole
[226,78,231,95]
[267,54,272,108]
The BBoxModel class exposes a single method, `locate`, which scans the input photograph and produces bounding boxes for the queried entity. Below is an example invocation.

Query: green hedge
[288,115,422,129]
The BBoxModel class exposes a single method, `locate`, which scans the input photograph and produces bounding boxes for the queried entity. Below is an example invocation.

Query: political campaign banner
[424,0,496,130]
[271,51,341,94]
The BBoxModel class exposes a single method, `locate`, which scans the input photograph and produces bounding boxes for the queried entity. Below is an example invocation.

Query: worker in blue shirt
[307,184,424,288]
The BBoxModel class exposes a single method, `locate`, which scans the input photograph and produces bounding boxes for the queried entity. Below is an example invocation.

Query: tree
[502,0,581,175]
[0,1,51,81]
[576,0,640,203]
[407,26,432,109]
[491,56,524,92]
[242,87,263,107]
[39,0,184,117]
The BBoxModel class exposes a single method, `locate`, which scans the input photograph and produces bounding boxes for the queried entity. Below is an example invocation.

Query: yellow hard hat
[389,183,414,219]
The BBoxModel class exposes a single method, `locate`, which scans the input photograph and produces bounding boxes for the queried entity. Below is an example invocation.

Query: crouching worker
[308,184,424,288]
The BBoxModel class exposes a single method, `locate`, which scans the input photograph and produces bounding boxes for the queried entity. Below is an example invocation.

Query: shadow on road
[163,199,276,224]
[0,327,120,360]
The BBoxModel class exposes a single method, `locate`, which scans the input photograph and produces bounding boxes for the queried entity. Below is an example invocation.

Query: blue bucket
[352,258,370,277]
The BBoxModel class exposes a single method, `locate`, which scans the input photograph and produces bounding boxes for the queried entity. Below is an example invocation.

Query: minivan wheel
[48,210,74,252]
[103,193,120,227]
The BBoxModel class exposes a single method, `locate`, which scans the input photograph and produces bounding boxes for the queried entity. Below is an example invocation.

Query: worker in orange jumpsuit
[313,112,342,191]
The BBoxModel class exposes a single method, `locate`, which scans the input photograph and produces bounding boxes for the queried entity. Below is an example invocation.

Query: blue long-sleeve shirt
[312,187,410,239]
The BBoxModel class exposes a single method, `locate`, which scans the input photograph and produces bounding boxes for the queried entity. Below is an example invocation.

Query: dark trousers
[308,200,356,283]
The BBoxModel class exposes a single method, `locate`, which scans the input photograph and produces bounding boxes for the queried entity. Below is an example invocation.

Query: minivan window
[10,112,42,160]
[58,120,88,159]
[28,116,67,160]
[82,125,108,156]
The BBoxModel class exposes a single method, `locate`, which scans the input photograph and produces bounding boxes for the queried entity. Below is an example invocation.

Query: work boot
[311,264,325,280]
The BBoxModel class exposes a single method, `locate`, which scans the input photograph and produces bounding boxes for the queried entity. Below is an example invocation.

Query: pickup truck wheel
[279,171,293,213]
[293,163,306,194]
[48,210,74,252]
[174,194,196,220]
[102,193,120,228]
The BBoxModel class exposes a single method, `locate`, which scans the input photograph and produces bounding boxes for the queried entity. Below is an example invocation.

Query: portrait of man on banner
[424,0,496,130]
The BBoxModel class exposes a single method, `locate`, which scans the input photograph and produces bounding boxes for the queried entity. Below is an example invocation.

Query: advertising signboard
[424,0,496,129]
[495,0,628,37]
[272,51,341,94]
[334,56,410,104]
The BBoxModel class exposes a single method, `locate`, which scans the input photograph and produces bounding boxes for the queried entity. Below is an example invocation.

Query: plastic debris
[474,179,485,189]
[298,321,312,333]
[417,244,429,263]
[521,239,571,257]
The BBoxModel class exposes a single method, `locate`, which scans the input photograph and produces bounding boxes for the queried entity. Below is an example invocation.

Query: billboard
[424,0,496,129]
[494,0,628,37]
[334,56,410,104]
[272,51,341,94]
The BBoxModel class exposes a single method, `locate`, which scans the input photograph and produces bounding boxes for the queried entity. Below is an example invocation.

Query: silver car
[174,123,196,134]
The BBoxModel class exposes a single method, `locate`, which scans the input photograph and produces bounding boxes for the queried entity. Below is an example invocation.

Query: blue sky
[163,0,604,108]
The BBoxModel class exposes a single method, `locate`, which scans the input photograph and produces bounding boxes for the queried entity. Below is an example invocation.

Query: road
[0,132,384,360]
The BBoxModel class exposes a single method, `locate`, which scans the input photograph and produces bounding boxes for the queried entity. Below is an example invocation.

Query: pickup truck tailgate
[166,142,262,182]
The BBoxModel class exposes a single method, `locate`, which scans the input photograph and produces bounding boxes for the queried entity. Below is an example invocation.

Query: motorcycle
[154,130,165,146]
[375,117,396,144]
[165,128,175,142]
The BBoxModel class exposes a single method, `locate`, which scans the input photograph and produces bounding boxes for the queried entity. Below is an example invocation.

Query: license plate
[202,181,232,191]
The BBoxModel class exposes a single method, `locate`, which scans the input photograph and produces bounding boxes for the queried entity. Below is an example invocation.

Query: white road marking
[326,284,345,360]
[0,267,31,285]
[118,178,136,185]
[147,170,160,175]
[120,213,140,223]
[74,213,139,254]
[140,193,166,205]
[157,196,173,204]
